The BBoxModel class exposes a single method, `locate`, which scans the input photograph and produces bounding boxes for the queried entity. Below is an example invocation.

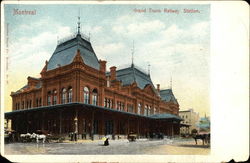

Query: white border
[1,1,249,162]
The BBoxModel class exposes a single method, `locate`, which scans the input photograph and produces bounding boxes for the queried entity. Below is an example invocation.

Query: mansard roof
[47,34,100,71]
[160,89,178,104]
[111,64,155,90]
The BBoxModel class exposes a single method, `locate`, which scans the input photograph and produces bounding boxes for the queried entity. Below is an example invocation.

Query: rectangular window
[48,95,51,106]
[92,95,97,106]
[39,98,42,106]
[104,98,107,107]
[121,103,125,111]
[53,96,57,105]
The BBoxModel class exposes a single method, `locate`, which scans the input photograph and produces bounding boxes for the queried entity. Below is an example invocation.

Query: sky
[3,4,210,116]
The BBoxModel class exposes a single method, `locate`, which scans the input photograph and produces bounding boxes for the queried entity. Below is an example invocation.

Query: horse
[31,133,46,143]
[193,133,210,145]
[36,134,46,143]
[20,133,31,142]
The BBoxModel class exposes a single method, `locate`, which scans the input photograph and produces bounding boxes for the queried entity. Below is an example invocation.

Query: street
[4,138,210,155]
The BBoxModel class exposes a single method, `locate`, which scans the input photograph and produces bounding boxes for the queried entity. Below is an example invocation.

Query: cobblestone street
[4,138,210,155]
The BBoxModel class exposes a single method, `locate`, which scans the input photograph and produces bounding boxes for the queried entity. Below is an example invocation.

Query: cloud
[9,19,74,73]
[112,15,165,37]
[95,42,126,59]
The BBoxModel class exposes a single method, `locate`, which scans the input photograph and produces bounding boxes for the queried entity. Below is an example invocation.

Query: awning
[5,102,181,121]
[149,113,183,121]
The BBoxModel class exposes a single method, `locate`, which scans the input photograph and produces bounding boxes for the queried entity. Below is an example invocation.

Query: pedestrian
[104,137,109,146]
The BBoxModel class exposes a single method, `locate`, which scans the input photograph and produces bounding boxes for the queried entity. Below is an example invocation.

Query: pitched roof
[112,65,156,90]
[160,89,178,104]
[47,34,99,71]
[12,79,42,95]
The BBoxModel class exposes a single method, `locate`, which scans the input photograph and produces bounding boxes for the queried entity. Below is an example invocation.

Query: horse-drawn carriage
[128,133,137,142]
[192,132,210,145]
[4,129,17,143]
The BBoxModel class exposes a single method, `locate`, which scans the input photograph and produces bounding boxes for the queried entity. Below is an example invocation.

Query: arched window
[47,91,51,106]
[92,89,98,106]
[144,105,148,116]
[62,88,67,104]
[138,103,141,115]
[68,87,72,103]
[53,90,57,105]
[84,87,89,104]
[148,106,151,116]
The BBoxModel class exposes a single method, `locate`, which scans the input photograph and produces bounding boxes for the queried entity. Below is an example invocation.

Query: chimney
[99,60,106,73]
[110,66,117,81]
[157,84,160,92]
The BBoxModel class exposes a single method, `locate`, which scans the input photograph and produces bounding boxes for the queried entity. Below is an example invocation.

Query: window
[121,103,125,111]
[29,100,32,108]
[128,104,134,113]
[104,98,108,107]
[68,87,72,103]
[53,90,57,105]
[107,76,110,87]
[108,99,111,108]
[36,98,39,107]
[116,101,124,111]
[62,88,67,104]
[22,101,24,109]
[144,105,148,116]
[154,108,156,115]
[148,106,151,116]
[138,103,141,114]
[83,87,89,104]
[39,98,42,106]
[26,101,29,108]
[47,91,51,106]
[92,89,98,106]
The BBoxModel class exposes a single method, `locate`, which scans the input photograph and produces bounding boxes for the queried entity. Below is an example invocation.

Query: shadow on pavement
[177,144,210,148]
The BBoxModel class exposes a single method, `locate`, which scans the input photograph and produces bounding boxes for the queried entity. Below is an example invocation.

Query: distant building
[198,115,210,132]
[179,109,200,135]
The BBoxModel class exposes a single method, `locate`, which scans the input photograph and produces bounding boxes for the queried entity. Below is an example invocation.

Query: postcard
[1,1,249,163]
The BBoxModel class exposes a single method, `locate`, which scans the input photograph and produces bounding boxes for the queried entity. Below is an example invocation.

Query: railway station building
[5,22,182,140]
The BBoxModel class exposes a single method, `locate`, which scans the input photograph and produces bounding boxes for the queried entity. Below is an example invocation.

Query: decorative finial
[77,9,81,35]
[131,40,134,67]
